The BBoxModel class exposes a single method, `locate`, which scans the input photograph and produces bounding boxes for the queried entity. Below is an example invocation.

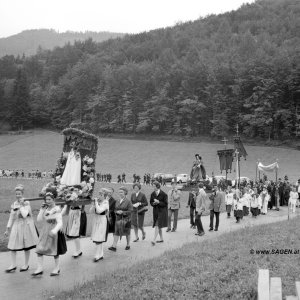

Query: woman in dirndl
[90,188,109,262]
[62,203,87,258]
[108,186,133,252]
[4,184,39,273]
[131,183,148,242]
[32,188,67,276]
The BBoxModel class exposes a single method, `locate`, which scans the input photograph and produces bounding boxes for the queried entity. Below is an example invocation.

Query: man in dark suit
[209,187,224,231]
[150,182,168,245]
[187,191,196,228]
[107,187,116,234]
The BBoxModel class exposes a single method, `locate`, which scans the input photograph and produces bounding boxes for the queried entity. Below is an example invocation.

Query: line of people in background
[96,173,112,183]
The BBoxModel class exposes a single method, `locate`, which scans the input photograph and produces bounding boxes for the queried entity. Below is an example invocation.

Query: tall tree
[10,68,32,130]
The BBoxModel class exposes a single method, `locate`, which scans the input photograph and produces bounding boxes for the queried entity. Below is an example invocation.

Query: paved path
[0,208,298,299]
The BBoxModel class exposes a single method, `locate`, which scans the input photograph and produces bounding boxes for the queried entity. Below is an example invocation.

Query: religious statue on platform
[190,154,206,182]
[60,142,81,186]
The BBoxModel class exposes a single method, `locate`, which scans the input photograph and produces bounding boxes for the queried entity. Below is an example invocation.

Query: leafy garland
[62,128,98,143]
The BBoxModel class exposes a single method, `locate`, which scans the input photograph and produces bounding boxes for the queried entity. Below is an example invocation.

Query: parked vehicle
[153,173,175,183]
[176,174,190,184]
[162,173,175,182]
[153,173,164,180]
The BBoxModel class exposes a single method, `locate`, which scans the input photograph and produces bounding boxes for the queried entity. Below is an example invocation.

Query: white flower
[80,181,87,187]
[87,158,94,164]
[89,177,95,184]
[82,165,88,171]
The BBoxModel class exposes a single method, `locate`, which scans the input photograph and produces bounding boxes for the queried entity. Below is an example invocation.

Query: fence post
[270,277,282,300]
[258,269,270,300]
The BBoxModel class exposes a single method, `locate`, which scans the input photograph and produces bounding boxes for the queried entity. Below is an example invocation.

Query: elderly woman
[90,188,109,262]
[108,186,133,251]
[131,183,148,242]
[32,188,67,276]
[150,182,168,245]
[4,184,39,273]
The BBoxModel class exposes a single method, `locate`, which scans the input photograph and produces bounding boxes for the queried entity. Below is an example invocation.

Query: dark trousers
[209,210,220,230]
[195,212,204,233]
[190,207,195,226]
[168,209,179,230]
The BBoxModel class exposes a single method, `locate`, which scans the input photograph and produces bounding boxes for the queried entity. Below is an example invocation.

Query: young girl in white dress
[90,188,109,262]
[289,186,299,213]
[32,189,67,276]
[4,184,39,273]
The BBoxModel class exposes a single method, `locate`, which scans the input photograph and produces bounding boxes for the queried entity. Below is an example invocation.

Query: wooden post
[295,281,300,299]
[238,155,241,188]
[258,269,270,300]
[255,162,258,182]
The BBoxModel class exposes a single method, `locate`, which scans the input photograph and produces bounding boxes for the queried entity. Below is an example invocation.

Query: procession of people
[4,173,299,277]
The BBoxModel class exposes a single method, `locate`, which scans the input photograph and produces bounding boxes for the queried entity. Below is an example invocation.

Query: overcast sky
[0,0,255,38]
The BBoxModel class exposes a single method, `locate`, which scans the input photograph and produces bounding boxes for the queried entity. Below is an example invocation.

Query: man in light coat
[167,181,181,232]
[195,183,207,236]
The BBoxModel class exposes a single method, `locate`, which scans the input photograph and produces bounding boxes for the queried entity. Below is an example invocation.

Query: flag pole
[255,161,258,182]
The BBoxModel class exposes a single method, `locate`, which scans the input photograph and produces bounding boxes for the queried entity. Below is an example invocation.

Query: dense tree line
[0,0,299,139]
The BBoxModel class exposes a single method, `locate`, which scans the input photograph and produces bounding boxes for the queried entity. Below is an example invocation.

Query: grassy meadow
[0,130,299,182]
[54,217,300,300]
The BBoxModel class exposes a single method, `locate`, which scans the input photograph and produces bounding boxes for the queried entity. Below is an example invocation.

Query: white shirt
[225,192,234,205]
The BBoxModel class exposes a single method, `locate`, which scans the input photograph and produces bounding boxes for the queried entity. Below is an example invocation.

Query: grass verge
[53,217,300,300]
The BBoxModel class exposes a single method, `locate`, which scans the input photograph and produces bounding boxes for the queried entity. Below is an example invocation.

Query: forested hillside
[0,0,299,140]
[0,29,124,57]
